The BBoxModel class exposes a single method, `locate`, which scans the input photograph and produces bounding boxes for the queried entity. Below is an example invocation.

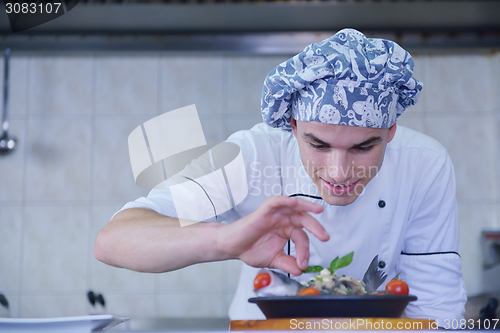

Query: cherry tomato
[385,279,409,295]
[298,287,322,296]
[253,272,271,290]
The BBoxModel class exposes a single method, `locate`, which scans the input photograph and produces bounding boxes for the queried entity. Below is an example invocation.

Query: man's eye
[355,146,373,152]
[309,143,326,150]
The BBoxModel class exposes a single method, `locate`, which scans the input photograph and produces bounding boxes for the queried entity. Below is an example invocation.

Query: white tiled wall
[0,49,498,319]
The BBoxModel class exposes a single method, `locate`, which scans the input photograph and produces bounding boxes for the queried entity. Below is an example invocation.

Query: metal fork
[362,255,388,293]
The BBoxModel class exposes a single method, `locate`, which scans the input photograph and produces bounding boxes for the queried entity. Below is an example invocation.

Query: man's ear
[387,123,397,143]
[290,116,298,138]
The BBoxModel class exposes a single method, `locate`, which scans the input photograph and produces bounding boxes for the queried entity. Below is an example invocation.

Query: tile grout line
[86,54,98,309]
[155,52,162,316]
[421,54,428,135]
[223,261,230,316]
[20,55,31,203]
[494,53,500,210]
[16,56,32,317]
[223,54,229,140]
[157,52,163,117]
[17,54,33,317]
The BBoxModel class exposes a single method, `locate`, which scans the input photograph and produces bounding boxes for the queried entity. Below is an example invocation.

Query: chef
[94,28,467,324]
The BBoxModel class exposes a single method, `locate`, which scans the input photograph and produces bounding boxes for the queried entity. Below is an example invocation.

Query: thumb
[270,253,303,277]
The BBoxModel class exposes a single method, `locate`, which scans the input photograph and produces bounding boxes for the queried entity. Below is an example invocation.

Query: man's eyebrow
[303,133,382,149]
[303,133,331,147]
[351,136,382,149]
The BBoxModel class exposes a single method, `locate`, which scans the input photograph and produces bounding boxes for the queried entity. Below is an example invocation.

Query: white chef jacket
[117,123,467,324]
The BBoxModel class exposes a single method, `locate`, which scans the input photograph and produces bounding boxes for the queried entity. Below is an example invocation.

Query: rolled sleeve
[114,186,178,219]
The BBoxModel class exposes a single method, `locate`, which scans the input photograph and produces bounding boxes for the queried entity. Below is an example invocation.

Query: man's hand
[216,196,329,276]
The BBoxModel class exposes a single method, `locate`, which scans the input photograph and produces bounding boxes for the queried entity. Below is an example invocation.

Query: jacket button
[378,200,386,208]
[378,261,386,269]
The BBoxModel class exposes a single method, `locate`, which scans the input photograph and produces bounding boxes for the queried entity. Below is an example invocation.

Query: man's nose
[327,150,352,183]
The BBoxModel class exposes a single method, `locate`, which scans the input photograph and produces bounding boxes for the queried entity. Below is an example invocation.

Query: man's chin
[321,194,360,206]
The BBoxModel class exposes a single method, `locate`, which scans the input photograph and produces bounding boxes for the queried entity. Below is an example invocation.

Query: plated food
[253,252,409,297]
[250,252,415,318]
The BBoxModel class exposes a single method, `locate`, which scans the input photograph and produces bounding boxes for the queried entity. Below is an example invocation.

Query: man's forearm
[94,197,328,276]
[93,208,233,273]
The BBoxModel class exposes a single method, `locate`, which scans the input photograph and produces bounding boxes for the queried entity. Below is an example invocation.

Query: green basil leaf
[302,265,324,273]
[336,251,354,270]
[329,256,340,273]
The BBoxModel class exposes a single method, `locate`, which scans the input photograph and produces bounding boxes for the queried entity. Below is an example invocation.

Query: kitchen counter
[108,318,230,332]
[107,317,500,332]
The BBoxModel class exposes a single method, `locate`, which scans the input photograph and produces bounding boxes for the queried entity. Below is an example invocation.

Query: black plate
[249,295,417,318]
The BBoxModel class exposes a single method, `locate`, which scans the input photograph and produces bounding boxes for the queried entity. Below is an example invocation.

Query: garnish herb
[302,251,354,275]
[302,266,324,274]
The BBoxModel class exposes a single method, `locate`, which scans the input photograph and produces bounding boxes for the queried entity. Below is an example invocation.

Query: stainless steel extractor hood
[0,0,499,53]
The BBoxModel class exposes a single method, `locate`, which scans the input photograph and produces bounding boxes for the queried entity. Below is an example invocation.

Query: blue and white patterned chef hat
[261,28,423,130]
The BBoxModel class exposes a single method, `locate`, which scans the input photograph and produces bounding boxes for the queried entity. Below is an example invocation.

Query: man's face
[291,118,397,206]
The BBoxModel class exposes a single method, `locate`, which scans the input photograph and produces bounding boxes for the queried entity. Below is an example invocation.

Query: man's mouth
[328,181,349,187]
[320,178,361,195]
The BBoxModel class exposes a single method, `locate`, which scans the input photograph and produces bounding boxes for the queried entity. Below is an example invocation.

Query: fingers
[230,196,330,275]
[261,196,330,243]
[271,252,303,276]
[290,228,310,271]
[291,212,330,242]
